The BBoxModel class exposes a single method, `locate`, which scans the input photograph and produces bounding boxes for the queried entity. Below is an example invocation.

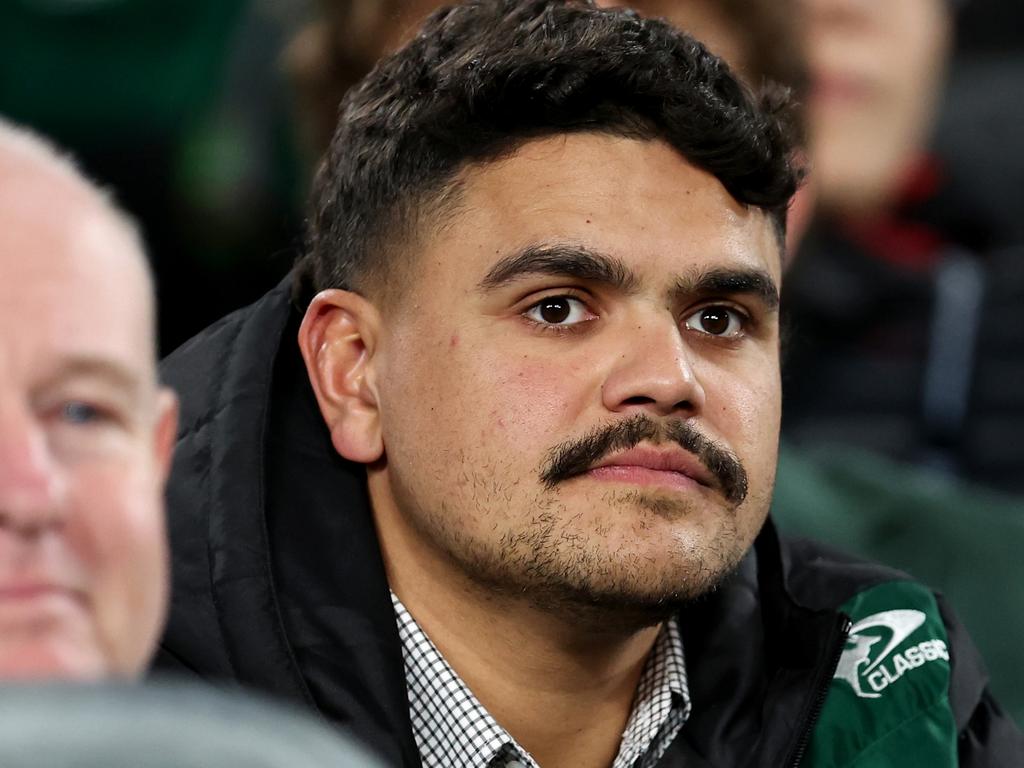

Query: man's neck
[377,504,662,768]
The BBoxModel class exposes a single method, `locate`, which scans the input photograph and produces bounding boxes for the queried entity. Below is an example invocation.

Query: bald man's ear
[298,290,384,464]
[153,389,178,485]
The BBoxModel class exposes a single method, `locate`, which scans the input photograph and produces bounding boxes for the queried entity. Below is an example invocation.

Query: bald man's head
[0,119,177,681]
[0,121,156,358]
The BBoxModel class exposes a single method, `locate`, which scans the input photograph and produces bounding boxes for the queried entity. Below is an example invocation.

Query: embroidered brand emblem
[834,609,949,698]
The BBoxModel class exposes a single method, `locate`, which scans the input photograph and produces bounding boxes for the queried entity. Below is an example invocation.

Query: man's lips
[0,581,87,616]
[0,584,77,600]
[584,447,716,492]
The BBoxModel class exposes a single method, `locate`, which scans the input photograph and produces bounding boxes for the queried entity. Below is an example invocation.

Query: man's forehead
[429,135,783,285]
[0,191,155,381]
[0,202,145,293]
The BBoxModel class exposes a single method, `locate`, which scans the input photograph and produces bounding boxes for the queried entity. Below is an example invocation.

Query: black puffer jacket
[156,277,1023,766]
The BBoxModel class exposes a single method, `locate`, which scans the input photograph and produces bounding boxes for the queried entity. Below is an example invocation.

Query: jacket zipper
[789,614,852,767]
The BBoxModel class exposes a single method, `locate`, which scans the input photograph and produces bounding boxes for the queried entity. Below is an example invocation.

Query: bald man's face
[0,156,176,680]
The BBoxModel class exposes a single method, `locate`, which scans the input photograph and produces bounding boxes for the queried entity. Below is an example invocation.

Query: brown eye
[699,307,729,335]
[524,296,593,326]
[539,298,571,323]
[684,305,744,337]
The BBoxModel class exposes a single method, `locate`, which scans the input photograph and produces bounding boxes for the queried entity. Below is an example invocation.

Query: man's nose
[0,406,64,533]
[600,317,706,418]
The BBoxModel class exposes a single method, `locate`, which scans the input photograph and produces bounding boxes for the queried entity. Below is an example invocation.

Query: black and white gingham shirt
[392,593,691,768]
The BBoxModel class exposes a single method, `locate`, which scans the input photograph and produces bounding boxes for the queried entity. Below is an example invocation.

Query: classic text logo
[834,609,949,699]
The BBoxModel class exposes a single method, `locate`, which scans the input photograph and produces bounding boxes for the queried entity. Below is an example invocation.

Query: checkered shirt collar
[392,592,691,768]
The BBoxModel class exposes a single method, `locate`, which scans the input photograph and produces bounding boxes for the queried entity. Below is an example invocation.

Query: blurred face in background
[0,143,177,680]
[801,0,952,214]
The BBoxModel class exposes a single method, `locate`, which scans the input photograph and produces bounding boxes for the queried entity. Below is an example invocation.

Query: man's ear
[298,289,384,464]
[153,388,179,485]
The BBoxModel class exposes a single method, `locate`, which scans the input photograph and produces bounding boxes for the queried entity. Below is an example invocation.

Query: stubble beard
[413,480,754,634]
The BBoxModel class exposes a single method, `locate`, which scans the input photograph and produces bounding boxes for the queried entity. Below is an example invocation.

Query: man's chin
[0,651,105,684]
[0,637,107,682]
[547,592,695,633]
[516,557,743,633]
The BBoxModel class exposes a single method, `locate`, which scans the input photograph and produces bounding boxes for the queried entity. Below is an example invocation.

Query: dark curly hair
[298,0,803,299]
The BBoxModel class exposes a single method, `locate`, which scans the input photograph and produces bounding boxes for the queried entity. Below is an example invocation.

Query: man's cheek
[708,379,779,455]
[719,365,780,421]
[482,359,586,434]
[66,464,158,563]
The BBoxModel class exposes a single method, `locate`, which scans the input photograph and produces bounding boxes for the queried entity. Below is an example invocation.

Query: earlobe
[298,289,385,464]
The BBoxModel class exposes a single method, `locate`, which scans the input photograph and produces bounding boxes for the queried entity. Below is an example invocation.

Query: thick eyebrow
[477,244,640,293]
[673,268,780,311]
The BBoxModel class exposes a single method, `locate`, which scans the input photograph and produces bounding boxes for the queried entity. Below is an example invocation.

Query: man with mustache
[157,0,1022,765]
[541,414,747,503]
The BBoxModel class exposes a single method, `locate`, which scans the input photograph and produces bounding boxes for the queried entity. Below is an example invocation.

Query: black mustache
[539,414,748,505]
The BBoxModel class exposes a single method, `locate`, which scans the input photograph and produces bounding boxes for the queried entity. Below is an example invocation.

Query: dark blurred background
[0,0,312,354]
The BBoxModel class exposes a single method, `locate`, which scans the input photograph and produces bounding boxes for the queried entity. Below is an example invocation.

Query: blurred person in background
[0,118,177,681]
[782,0,1024,494]
[776,0,1024,713]
[157,1,1022,765]
[0,116,385,768]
